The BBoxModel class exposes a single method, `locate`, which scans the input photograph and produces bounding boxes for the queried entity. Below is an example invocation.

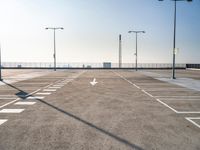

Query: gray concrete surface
[0,69,200,150]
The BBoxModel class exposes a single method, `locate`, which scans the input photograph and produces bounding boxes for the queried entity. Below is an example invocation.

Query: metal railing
[1,62,186,69]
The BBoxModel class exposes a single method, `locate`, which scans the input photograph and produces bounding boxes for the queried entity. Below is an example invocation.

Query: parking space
[119,70,200,127]
[0,69,199,150]
[141,69,200,80]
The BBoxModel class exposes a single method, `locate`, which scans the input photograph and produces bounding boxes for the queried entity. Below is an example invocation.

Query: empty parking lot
[0,69,200,150]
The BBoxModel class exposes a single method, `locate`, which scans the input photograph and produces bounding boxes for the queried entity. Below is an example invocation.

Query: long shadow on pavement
[3,81,144,150]
[2,81,29,99]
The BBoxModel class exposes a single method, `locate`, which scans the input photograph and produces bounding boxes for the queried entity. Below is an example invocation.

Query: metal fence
[1,62,186,69]
[186,64,200,69]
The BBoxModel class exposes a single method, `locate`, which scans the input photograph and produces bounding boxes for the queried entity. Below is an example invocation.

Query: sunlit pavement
[0,69,199,150]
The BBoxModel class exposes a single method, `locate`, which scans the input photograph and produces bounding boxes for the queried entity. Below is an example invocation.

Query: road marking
[185,117,200,128]
[114,71,200,114]
[141,90,153,97]
[177,111,200,114]
[53,85,64,87]
[159,99,200,101]
[0,119,8,125]
[156,99,178,113]
[0,98,16,100]
[15,102,36,105]
[49,87,61,89]
[154,96,200,98]
[156,99,200,114]
[0,95,17,97]
[90,78,98,86]
[26,96,44,100]
[43,89,56,92]
[0,77,69,109]
[0,98,20,109]
[36,92,51,95]
[0,109,25,113]
[114,71,179,113]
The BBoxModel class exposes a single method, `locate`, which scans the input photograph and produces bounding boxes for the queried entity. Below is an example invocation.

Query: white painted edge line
[0,98,20,109]
[177,111,200,114]
[0,119,8,125]
[0,95,17,97]
[154,96,200,98]
[141,90,153,98]
[0,109,25,113]
[43,89,56,92]
[185,117,200,128]
[0,98,16,100]
[26,96,44,100]
[0,88,41,108]
[25,89,41,98]
[158,99,200,114]
[114,71,200,115]
[36,92,51,95]
[113,71,179,113]
[53,85,64,87]
[49,87,61,89]
[156,99,178,113]
[15,102,36,105]
[43,83,54,89]
[159,99,200,101]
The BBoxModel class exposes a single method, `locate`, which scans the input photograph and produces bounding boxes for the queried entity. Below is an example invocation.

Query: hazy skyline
[0,0,199,63]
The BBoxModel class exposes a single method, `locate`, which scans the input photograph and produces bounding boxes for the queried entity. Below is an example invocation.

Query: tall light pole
[159,0,192,79]
[45,27,64,71]
[119,34,122,68]
[128,30,145,71]
[0,44,2,81]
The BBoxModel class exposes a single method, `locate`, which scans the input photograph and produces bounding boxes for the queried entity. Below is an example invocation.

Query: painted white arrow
[90,78,98,86]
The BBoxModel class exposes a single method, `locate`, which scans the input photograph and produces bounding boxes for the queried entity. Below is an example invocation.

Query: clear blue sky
[0,0,199,63]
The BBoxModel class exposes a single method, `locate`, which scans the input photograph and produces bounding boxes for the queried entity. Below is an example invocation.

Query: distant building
[103,62,111,68]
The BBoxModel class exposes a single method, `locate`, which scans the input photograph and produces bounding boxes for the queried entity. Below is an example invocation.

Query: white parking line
[141,90,154,98]
[159,99,200,101]
[43,89,57,92]
[15,102,36,105]
[155,96,200,98]
[0,119,8,125]
[53,85,64,87]
[49,87,61,89]
[177,111,200,114]
[156,99,178,113]
[0,98,20,109]
[114,71,199,114]
[36,92,51,95]
[185,117,200,128]
[156,99,200,114]
[0,98,16,100]
[0,95,17,97]
[0,109,25,113]
[26,96,44,100]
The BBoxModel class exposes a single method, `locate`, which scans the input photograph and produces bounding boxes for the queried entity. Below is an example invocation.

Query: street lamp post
[159,0,192,79]
[45,27,64,71]
[128,30,145,71]
[0,44,2,81]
